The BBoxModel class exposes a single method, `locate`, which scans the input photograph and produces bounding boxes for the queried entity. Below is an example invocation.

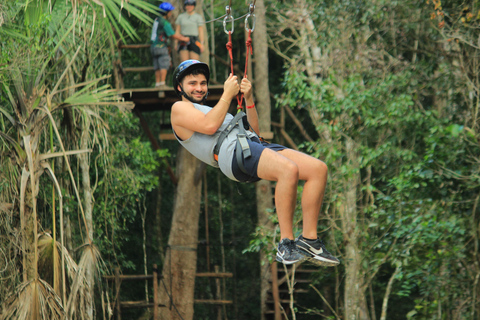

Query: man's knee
[283,160,300,180]
[318,160,328,174]
[313,160,328,179]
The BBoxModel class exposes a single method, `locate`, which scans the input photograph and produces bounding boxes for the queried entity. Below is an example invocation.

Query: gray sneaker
[276,238,305,265]
[296,235,340,267]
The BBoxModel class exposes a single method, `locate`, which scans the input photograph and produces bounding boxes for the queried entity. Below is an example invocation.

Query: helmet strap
[179,84,209,104]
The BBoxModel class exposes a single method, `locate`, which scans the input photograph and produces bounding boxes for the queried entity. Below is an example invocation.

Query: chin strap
[179,84,209,104]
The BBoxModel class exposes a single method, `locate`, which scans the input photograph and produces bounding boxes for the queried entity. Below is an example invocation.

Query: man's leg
[276,149,328,239]
[274,149,339,266]
[256,148,300,240]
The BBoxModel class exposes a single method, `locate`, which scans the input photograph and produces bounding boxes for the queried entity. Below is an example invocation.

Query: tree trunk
[159,148,203,320]
[23,191,37,282]
[252,1,274,318]
[342,138,368,320]
[80,118,95,320]
[197,0,209,64]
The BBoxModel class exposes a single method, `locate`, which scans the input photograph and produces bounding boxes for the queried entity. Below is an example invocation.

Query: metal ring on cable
[245,13,255,32]
[223,14,234,34]
[223,6,234,34]
[245,3,255,32]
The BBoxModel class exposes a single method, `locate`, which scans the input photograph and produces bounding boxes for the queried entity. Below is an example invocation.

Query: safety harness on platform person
[214,111,257,175]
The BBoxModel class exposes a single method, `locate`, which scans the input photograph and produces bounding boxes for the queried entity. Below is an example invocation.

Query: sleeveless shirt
[174,103,256,181]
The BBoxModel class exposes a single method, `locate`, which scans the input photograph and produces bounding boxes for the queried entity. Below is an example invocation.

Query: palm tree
[0,0,157,318]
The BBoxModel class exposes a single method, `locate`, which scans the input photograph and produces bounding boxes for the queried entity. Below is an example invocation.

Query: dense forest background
[1,0,479,319]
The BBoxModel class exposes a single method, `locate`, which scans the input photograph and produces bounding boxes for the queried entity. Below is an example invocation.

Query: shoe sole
[305,257,339,267]
[297,247,340,267]
[276,255,302,265]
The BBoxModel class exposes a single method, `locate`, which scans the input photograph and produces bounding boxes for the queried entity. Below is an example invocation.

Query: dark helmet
[158,2,175,14]
[184,0,196,7]
[173,60,210,98]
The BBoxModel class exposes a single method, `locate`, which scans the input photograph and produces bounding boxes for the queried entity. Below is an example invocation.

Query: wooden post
[204,173,210,272]
[215,265,222,320]
[116,40,124,89]
[271,262,281,320]
[115,267,122,320]
[153,264,158,320]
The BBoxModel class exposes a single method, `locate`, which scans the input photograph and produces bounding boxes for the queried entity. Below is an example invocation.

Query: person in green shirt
[150,2,189,88]
[174,0,205,62]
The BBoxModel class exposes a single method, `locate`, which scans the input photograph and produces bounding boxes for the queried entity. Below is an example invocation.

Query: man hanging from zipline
[170,59,339,266]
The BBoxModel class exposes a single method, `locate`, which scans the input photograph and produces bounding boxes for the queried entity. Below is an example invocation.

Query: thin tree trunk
[80,118,95,320]
[159,148,203,320]
[379,265,400,320]
[252,0,274,318]
[342,138,369,320]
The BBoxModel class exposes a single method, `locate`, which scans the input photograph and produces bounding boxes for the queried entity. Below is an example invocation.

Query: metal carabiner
[245,13,255,32]
[245,3,256,32]
[223,6,234,34]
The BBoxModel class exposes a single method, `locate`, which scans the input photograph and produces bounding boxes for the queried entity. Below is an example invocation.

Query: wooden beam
[196,272,233,278]
[119,301,166,308]
[194,299,233,304]
[119,44,150,49]
[123,66,154,73]
[104,274,160,281]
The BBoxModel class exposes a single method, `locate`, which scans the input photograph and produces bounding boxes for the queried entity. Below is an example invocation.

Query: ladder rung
[118,301,166,309]
[194,299,233,304]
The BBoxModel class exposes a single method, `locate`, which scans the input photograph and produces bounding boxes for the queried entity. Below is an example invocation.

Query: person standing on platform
[175,0,205,62]
[150,2,190,89]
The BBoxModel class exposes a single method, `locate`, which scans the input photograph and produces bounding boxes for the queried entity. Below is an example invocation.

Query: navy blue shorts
[232,137,287,183]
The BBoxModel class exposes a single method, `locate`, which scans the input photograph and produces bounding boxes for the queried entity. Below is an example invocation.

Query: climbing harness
[213,1,259,177]
[213,111,252,175]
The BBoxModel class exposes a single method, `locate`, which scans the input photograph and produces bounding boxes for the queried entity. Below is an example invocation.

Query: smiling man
[170,60,340,266]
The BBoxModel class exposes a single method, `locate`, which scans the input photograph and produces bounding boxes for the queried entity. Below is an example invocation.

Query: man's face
[180,74,208,103]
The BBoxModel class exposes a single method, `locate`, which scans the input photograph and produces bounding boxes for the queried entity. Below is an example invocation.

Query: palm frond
[0,25,29,40]
[0,105,16,126]
[65,244,106,319]
[0,202,13,213]
[36,233,79,298]
[39,149,92,161]
[0,279,64,320]
[0,131,26,160]
[96,0,158,41]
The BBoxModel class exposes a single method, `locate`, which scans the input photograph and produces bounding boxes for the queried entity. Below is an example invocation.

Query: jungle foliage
[1,0,479,319]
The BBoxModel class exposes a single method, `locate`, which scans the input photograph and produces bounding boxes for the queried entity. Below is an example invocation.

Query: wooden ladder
[103,264,165,320]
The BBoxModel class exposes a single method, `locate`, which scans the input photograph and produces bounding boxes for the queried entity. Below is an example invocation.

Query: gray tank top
[174,103,256,181]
